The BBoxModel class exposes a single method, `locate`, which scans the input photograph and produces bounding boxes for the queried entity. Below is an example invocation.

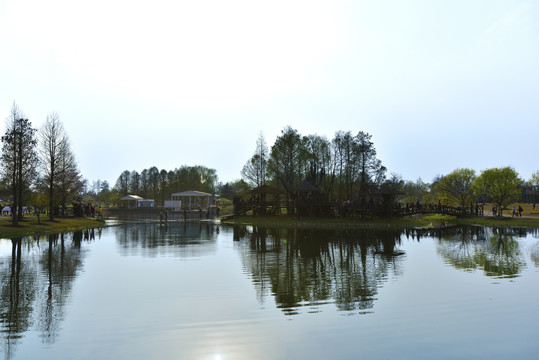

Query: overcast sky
[1,0,537,188]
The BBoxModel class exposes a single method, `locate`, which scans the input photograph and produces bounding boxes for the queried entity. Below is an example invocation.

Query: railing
[397,204,484,217]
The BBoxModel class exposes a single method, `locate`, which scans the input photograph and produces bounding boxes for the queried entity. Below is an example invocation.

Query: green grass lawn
[0,215,104,238]
[493,202,539,217]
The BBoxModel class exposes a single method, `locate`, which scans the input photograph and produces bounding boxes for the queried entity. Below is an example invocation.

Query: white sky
[1,0,538,187]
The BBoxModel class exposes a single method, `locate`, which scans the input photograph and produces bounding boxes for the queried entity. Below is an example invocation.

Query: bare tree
[241,132,268,188]
[55,138,84,216]
[115,170,131,196]
[39,112,66,221]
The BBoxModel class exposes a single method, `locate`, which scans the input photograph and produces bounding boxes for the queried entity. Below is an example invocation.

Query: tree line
[112,165,217,204]
[400,167,539,216]
[233,126,538,216]
[1,102,83,225]
[4,99,537,221]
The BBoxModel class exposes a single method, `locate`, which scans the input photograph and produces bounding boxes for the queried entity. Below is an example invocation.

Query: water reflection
[114,222,220,258]
[233,226,407,315]
[0,231,90,360]
[1,225,537,359]
[234,225,539,315]
[423,226,527,278]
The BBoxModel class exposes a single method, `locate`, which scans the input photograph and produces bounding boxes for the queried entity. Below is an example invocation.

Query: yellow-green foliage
[218,198,234,215]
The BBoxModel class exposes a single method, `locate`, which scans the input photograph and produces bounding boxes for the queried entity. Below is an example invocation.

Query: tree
[530,171,539,202]
[472,167,523,216]
[140,169,149,198]
[332,131,357,200]
[159,169,168,204]
[148,166,159,199]
[331,131,385,203]
[305,134,334,196]
[404,178,429,204]
[39,112,67,221]
[531,171,539,190]
[354,131,386,202]
[268,126,307,212]
[382,173,405,193]
[1,103,39,225]
[55,138,84,215]
[241,132,268,188]
[436,168,476,207]
[129,171,140,195]
[115,170,131,196]
[217,179,250,199]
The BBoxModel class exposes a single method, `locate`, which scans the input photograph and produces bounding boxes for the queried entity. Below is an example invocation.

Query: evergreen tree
[1,103,39,224]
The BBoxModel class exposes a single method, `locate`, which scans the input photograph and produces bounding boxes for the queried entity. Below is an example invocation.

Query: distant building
[171,191,214,210]
[137,199,155,208]
[119,195,154,208]
[164,200,181,211]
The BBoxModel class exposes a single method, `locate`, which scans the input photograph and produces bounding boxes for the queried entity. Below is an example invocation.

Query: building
[119,195,154,208]
[170,191,214,210]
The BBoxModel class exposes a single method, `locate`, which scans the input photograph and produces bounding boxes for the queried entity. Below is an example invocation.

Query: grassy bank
[0,215,104,238]
[221,214,539,229]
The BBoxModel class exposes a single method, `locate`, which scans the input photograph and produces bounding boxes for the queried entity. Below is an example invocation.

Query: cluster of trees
[235,126,537,217]
[1,103,84,225]
[112,165,218,204]
[399,167,537,216]
[238,126,387,213]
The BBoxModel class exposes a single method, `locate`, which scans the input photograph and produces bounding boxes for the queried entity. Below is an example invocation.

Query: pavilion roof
[171,191,212,197]
[249,184,283,195]
[120,195,144,201]
[296,180,320,192]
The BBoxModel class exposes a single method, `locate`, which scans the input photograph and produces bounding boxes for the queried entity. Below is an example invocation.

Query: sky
[1,0,538,188]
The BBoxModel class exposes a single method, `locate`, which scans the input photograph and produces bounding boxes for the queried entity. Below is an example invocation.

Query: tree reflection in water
[0,231,90,360]
[114,222,219,258]
[528,228,539,267]
[235,225,538,315]
[433,226,528,278]
[234,226,407,315]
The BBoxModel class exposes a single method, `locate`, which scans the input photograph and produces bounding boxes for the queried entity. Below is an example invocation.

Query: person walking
[518,205,523,217]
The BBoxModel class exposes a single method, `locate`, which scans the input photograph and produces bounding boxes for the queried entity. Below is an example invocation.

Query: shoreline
[220,214,539,229]
[0,216,105,239]
[2,212,539,239]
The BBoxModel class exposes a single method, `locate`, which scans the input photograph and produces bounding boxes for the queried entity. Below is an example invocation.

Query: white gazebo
[171,191,213,210]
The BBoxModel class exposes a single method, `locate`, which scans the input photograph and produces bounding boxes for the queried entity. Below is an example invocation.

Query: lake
[1,222,539,360]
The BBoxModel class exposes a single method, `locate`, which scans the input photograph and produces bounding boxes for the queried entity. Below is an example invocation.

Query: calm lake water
[1,222,539,360]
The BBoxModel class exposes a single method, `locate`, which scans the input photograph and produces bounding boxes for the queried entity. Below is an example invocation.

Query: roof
[171,191,212,197]
[249,184,283,195]
[296,180,320,192]
[120,195,144,201]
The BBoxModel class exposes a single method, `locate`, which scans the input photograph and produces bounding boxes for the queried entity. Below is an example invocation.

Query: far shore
[2,210,539,240]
